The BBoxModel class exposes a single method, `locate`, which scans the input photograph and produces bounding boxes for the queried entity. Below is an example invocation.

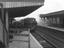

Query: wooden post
[0,3,3,43]
[28,28,30,48]
[1,3,5,43]
[5,11,9,48]
[0,3,8,48]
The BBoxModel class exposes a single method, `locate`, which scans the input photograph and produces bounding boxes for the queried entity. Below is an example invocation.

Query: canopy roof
[0,0,44,18]
[0,0,44,8]
[7,5,42,18]
[40,10,64,18]
[0,0,44,2]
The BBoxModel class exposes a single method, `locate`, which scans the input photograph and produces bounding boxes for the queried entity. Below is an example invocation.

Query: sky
[15,0,64,23]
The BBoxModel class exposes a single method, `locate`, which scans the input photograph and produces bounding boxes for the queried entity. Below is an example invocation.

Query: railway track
[34,26,64,48]
[31,31,55,48]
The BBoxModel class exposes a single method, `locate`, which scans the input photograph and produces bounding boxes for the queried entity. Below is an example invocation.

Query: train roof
[40,10,64,18]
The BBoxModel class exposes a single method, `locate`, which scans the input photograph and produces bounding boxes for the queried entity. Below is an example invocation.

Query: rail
[39,25,64,32]
[35,26,64,48]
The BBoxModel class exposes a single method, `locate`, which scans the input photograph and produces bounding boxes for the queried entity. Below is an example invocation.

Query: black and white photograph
[0,0,64,48]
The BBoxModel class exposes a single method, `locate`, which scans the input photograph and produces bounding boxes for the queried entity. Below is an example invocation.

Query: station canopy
[0,0,44,18]
[40,10,64,18]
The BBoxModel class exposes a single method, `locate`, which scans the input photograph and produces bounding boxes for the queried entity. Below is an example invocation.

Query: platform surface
[9,31,43,48]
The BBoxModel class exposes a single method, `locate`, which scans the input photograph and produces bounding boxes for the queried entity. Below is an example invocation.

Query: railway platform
[36,22,64,48]
[9,31,43,48]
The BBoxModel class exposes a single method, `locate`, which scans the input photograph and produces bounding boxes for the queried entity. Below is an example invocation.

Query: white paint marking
[30,33,43,48]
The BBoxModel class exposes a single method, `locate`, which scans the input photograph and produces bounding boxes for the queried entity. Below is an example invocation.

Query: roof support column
[5,10,9,48]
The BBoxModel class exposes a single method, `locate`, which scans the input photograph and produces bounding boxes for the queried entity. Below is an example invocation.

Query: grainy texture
[9,31,43,48]
[0,0,44,2]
